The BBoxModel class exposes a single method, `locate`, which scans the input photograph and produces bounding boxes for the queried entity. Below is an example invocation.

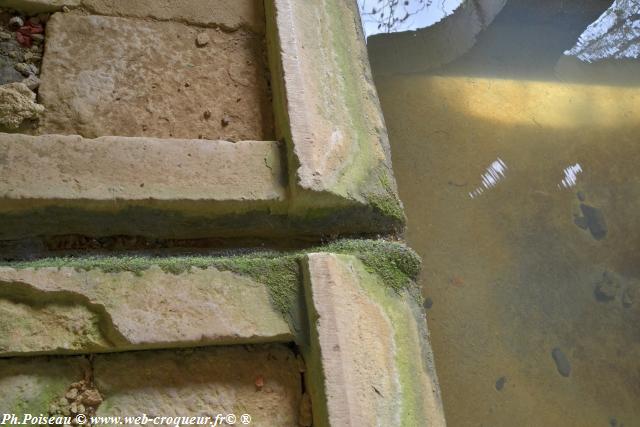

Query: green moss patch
[1,240,421,315]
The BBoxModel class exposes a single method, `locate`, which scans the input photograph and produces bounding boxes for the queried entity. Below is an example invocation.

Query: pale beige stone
[0,132,287,240]
[0,266,292,355]
[0,133,284,203]
[81,0,265,34]
[267,0,403,221]
[38,13,273,141]
[2,0,79,13]
[93,345,302,426]
[0,82,43,129]
[303,253,445,427]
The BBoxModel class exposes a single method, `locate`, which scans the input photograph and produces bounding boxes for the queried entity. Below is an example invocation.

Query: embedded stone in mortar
[0,82,43,129]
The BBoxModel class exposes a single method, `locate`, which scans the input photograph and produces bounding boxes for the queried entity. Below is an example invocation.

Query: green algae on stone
[3,254,300,318]
[2,239,421,315]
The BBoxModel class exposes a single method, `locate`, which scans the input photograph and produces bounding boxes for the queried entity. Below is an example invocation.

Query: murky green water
[371,2,640,426]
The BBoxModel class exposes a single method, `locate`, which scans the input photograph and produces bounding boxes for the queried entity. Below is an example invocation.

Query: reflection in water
[368,1,640,424]
[560,163,583,189]
[469,157,507,199]
[375,71,640,427]
[358,0,462,38]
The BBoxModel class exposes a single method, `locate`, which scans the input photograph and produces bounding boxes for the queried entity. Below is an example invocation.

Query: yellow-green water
[376,74,640,426]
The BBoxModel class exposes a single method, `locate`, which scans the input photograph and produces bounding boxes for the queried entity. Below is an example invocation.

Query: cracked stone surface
[38,13,273,141]
[0,266,292,355]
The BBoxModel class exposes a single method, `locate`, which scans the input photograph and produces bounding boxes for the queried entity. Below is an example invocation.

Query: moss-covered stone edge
[0,240,421,316]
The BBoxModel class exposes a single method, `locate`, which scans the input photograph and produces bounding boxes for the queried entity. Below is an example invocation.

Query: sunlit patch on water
[469,157,507,198]
[559,163,583,189]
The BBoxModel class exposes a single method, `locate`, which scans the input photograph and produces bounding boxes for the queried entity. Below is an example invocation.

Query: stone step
[0,262,293,356]
[0,133,287,240]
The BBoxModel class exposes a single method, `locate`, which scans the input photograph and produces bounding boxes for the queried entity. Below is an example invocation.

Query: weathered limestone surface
[94,345,302,426]
[0,356,88,413]
[82,0,265,34]
[267,0,404,229]
[2,0,80,13]
[38,13,273,141]
[0,133,286,239]
[0,265,292,355]
[0,82,44,130]
[367,0,506,76]
[302,253,445,427]
[0,345,302,425]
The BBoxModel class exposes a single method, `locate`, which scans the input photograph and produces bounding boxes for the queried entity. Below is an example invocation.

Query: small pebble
[203,110,211,119]
[495,376,506,391]
[66,388,78,400]
[423,297,433,309]
[195,32,209,47]
[22,74,40,90]
[255,375,264,391]
[14,62,30,76]
[551,347,571,377]
[9,16,24,30]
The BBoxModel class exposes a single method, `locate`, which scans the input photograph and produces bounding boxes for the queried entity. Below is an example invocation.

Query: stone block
[0,264,292,356]
[0,345,302,426]
[0,133,286,240]
[38,13,273,141]
[266,0,405,230]
[93,345,302,426]
[302,253,445,427]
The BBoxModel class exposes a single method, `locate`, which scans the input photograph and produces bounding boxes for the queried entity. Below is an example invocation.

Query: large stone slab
[0,264,292,356]
[38,13,273,141]
[302,253,445,427]
[0,133,286,240]
[266,0,405,231]
[93,345,302,426]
